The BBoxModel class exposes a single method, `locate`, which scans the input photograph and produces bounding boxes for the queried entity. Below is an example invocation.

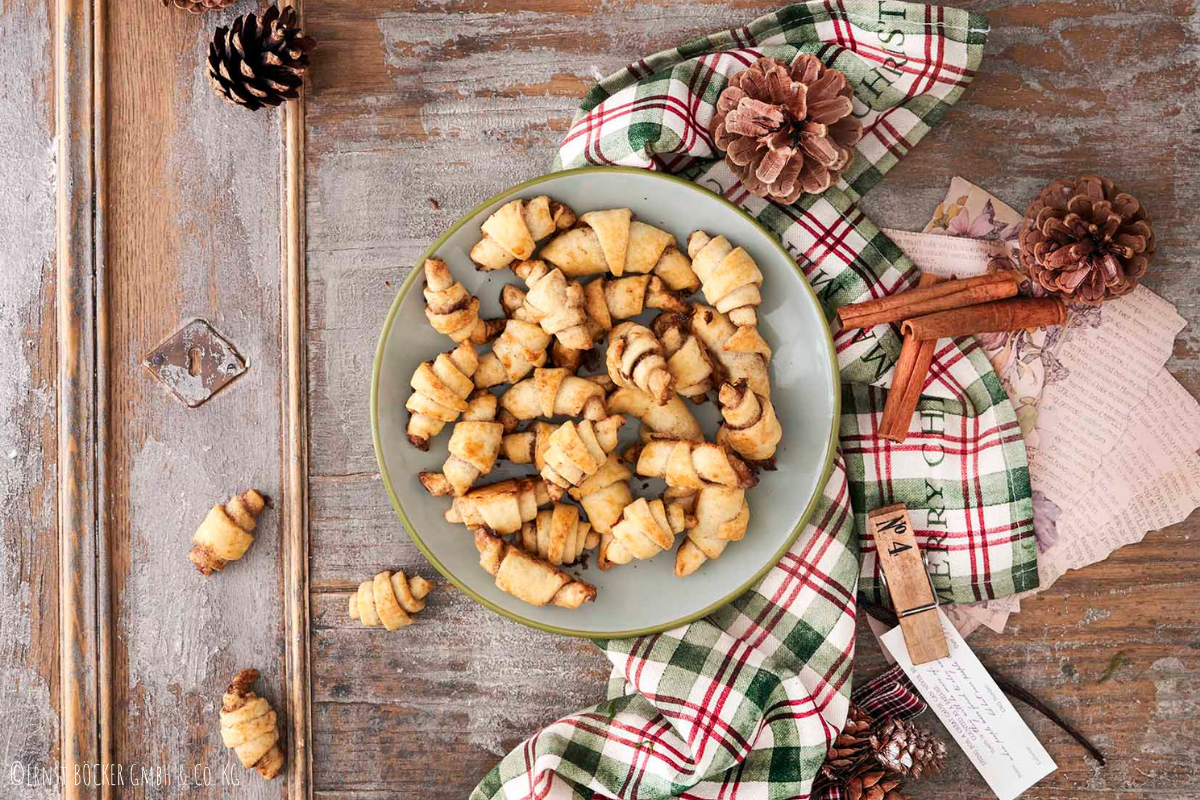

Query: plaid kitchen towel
[474,3,1036,799]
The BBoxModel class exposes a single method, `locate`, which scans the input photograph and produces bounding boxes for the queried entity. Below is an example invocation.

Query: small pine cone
[162,0,237,12]
[873,717,946,780]
[208,5,316,111]
[823,704,876,772]
[845,769,907,800]
[1018,174,1155,305]
[710,55,863,204]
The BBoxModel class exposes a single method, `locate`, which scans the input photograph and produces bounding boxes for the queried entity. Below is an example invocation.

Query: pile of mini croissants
[407,196,782,611]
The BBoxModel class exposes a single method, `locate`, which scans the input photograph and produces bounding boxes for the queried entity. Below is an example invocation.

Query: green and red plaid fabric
[474,3,1035,799]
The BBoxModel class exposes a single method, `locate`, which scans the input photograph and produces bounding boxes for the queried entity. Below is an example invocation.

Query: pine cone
[208,5,316,111]
[822,704,876,773]
[873,717,946,780]
[845,769,907,800]
[161,0,237,13]
[710,56,863,204]
[1018,174,1155,305]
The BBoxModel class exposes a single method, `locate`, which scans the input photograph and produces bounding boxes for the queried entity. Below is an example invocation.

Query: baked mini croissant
[517,504,598,566]
[602,497,691,568]
[500,367,607,421]
[422,258,504,345]
[474,527,597,608]
[504,416,625,489]
[503,273,687,362]
[420,392,504,496]
[406,342,479,450]
[440,476,558,533]
[510,260,593,350]
[541,210,699,288]
[675,487,750,577]
[544,416,625,488]
[473,319,551,389]
[632,439,757,490]
[652,312,714,402]
[606,386,704,442]
[687,231,769,356]
[470,196,576,271]
[717,382,782,464]
[348,570,433,630]
[606,321,675,405]
[189,489,267,575]
[691,304,770,398]
[220,669,284,780]
[568,453,634,537]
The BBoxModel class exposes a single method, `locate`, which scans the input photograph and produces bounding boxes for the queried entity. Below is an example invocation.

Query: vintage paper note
[881,611,1057,800]
[880,177,1195,635]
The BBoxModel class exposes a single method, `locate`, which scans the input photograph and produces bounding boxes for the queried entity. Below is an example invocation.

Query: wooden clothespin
[868,503,949,665]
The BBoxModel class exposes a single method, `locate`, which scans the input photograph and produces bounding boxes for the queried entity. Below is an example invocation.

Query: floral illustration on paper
[925,179,1101,453]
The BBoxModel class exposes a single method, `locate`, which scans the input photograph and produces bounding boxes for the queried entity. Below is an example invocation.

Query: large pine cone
[208,5,316,111]
[873,717,946,780]
[711,55,863,204]
[1018,174,1155,305]
[162,0,237,12]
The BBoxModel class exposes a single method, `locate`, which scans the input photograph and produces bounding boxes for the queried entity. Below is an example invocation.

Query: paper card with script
[881,609,1057,800]
[882,176,1197,636]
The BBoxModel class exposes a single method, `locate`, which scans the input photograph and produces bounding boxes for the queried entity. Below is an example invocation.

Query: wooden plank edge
[55,0,111,796]
[280,1,314,797]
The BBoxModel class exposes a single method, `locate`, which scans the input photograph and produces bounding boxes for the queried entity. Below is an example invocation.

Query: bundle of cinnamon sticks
[837,270,1067,443]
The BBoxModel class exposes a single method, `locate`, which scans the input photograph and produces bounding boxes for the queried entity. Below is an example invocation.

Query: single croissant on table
[517,503,598,566]
[348,570,433,630]
[438,476,559,534]
[473,319,551,389]
[219,669,284,780]
[500,367,608,421]
[189,489,267,575]
[422,258,504,345]
[540,208,699,289]
[687,231,770,357]
[606,386,704,442]
[602,496,692,569]
[631,439,758,490]
[475,527,597,608]
[470,196,576,271]
[652,312,714,402]
[606,321,675,406]
[675,486,751,577]
[509,259,593,351]
[419,391,505,496]
[691,304,771,398]
[716,381,782,465]
[405,342,479,450]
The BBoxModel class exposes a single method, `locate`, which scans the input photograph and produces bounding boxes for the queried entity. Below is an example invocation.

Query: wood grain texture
[100,1,290,797]
[301,1,1200,798]
[0,0,62,797]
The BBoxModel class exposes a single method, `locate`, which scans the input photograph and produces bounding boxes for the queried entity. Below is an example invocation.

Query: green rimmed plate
[371,166,839,638]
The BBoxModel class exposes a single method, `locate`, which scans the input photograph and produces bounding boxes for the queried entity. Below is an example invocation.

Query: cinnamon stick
[902,297,1067,341]
[837,270,1021,331]
[879,274,941,441]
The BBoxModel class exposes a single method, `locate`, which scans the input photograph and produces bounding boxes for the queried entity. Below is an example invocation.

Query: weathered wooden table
[4,1,1198,798]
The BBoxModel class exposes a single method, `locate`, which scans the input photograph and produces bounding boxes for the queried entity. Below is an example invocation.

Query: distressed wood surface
[0,0,61,797]
[301,1,1200,799]
[100,2,294,798]
[1,1,1198,800]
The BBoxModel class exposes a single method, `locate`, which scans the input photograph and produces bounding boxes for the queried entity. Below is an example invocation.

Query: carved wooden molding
[53,0,313,796]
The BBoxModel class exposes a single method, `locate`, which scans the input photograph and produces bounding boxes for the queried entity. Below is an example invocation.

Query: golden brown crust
[189,490,267,576]
[220,668,284,780]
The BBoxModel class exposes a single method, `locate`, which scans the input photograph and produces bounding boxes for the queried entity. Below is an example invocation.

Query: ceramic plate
[372,166,839,638]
